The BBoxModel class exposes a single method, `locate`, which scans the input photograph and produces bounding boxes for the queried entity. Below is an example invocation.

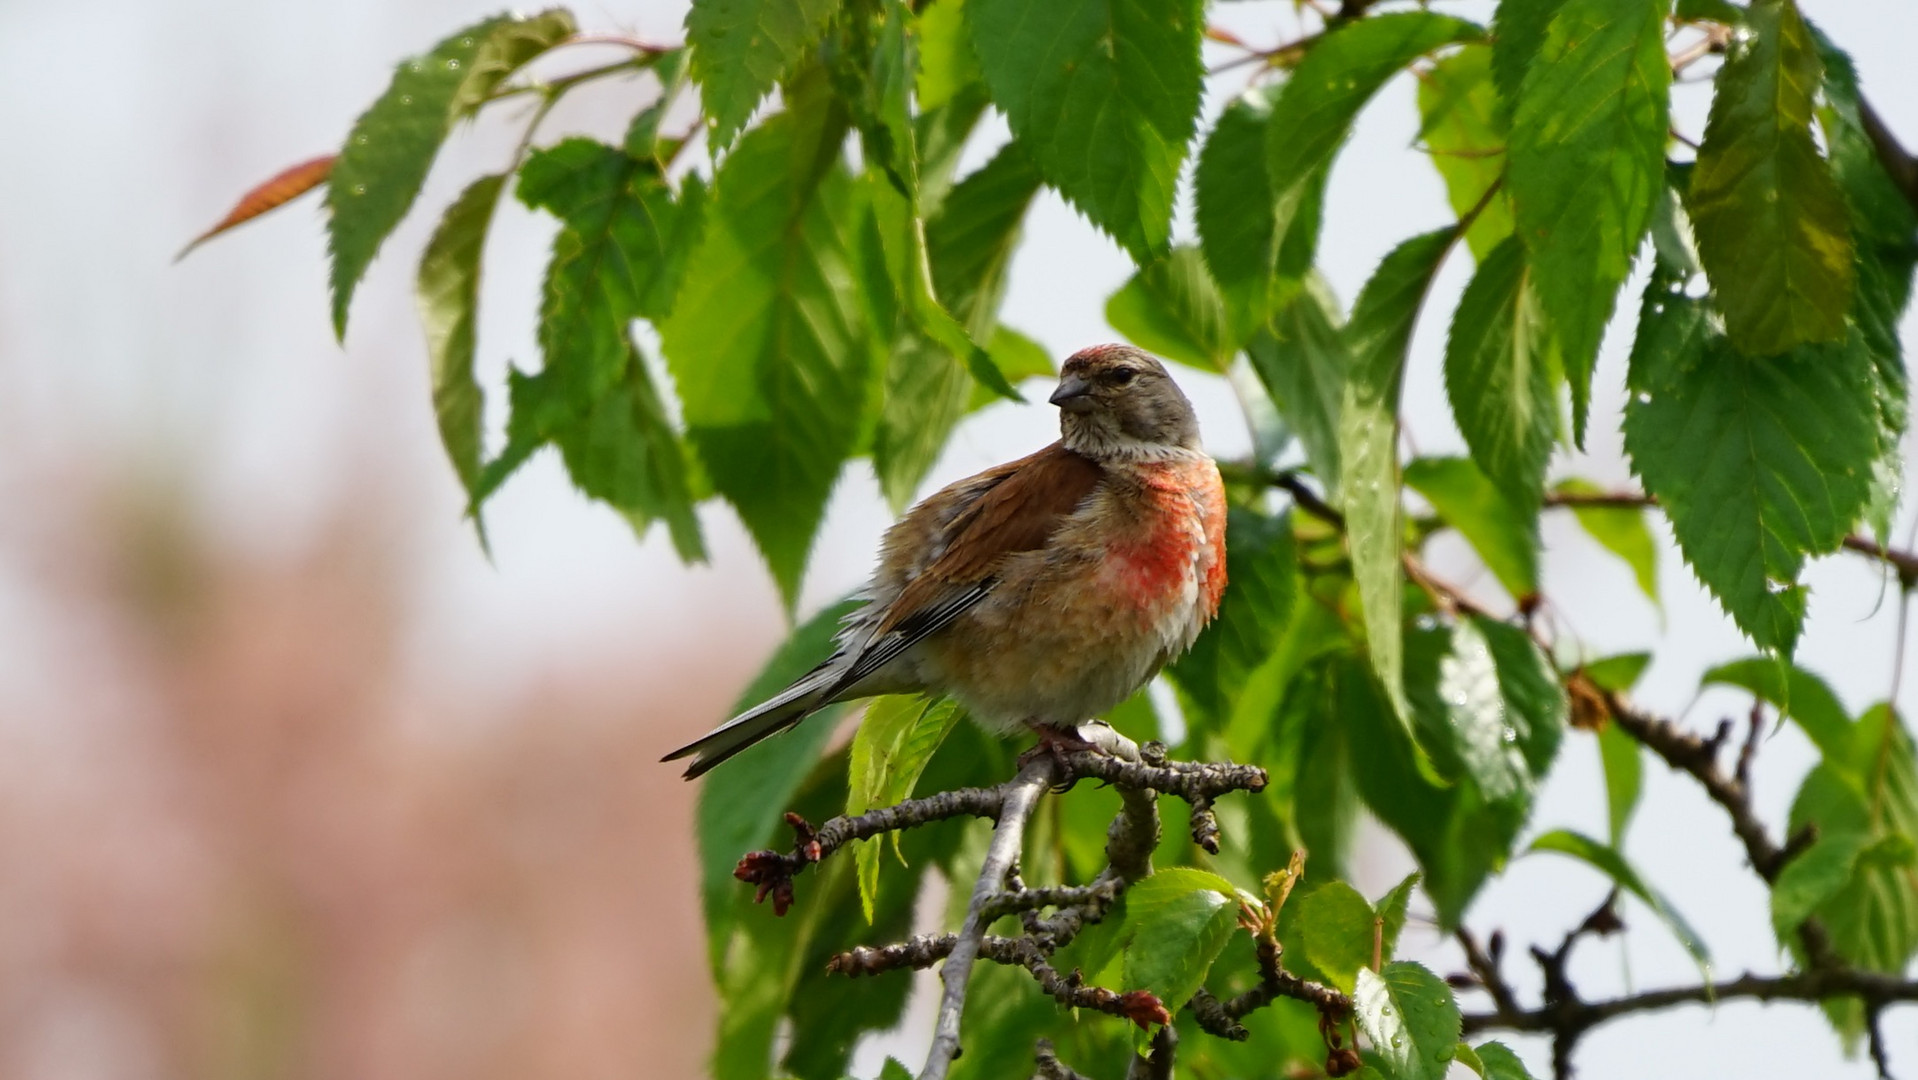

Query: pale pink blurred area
[2,0,1916,1078]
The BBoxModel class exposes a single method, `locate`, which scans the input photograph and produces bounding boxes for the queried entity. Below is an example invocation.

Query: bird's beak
[1049,373,1095,414]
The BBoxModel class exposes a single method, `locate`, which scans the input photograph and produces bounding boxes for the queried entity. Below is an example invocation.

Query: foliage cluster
[200,0,1918,1076]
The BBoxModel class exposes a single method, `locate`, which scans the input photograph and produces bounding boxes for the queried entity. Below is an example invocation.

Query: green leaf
[1297,881,1378,993]
[1476,616,1567,776]
[448,9,580,117]
[1340,228,1460,719]
[660,103,879,607]
[1690,0,1853,356]
[1786,713,1918,1044]
[1404,456,1539,601]
[1815,31,1916,543]
[1375,872,1420,961]
[475,140,706,556]
[1341,654,1520,926]
[1197,87,1326,339]
[416,173,504,507]
[326,14,521,337]
[1122,868,1242,1017]
[1444,236,1559,518]
[1266,14,1483,279]
[1623,330,1880,654]
[1106,246,1232,371]
[1554,478,1660,608]
[1354,962,1462,1080]
[848,695,963,921]
[1598,723,1643,845]
[1417,44,1514,260]
[916,0,981,112]
[1249,276,1348,490]
[1581,652,1651,692]
[1474,1041,1541,1080]
[927,143,1045,339]
[968,0,1204,259]
[1678,0,1744,22]
[972,326,1053,408]
[1489,0,1569,116]
[1528,828,1713,979]
[864,178,976,509]
[1771,828,1872,945]
[1701,656,1851,760]
[879,1058,913,1080]
[1507,0,1669,439]
[685,0,839,148]
[1167,508,1297,728]
[698,599,861,945]
[547,353,708,560]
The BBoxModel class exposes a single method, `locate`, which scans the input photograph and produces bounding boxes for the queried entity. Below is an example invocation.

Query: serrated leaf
[968,0,1203,259]
[1771,828,1871,945]
[1476,616,1567,776]
[1623,329,1880,654]
[1167,508,1297,728]
[1474,1041,1540,1080]
[1489,0,1569,117]
[1529,828,1713,980]
[1404,456,1539,601]
[416,173,504,505]
[685,0,839,148]
[1375,872,1420,960]
[1815,31,1915,543]
[475,139,706,557]
[1507,0,1669,439]
[1417,44,1514,260]
[848,695,963,921]
[661,103,879,607]
[1690,0,1853,356]
[547,352,708,560]
[927,143,1044,339]
[1554,478,1660,608]
[879,1058,913,1080]
[326,13,563,337]
[1340,229,1458,722]
[1444,236,1559,518]
[1598,723,1643,845]
[448,9,579,117]
[1106,246,1232,371]
[1354,962,1462,1080]
[1249,276,1348,490]
[1266,14,1482,285]
[1123,868,1242,1016]
[1298,881,1377,992]
[1701,656,1851,761]
[1404,619,1553,809]
[1197,87,1326,339]
[1786,711,1918,1044]
[698,599,861,944]
[1340,654,1518,926]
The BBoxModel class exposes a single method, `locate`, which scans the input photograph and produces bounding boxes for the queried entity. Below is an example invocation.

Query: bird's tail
[661,660,843,779]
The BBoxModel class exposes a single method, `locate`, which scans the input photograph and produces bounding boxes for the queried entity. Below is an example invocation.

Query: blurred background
[0,1,1913,1077]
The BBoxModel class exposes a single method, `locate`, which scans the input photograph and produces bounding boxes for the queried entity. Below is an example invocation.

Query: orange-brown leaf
[176,154,336,260]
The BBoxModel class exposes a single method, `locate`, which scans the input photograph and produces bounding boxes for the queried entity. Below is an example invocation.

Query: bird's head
[1050,344,1201,459]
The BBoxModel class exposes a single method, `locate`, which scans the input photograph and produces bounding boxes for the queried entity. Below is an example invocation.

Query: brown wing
[879,442,1102,634]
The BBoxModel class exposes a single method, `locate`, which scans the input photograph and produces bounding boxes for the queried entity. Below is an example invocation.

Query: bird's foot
[1018,721,1137,790]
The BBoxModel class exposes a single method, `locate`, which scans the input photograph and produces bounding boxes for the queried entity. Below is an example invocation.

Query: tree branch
[921,756,1057,1080]
[1461,966,1918,1035]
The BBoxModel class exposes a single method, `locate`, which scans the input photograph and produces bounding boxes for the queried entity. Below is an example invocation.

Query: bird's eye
[1107,368,1137,386]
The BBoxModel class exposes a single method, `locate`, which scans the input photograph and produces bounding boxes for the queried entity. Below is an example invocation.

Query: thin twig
[1461,966,1918,1035]
[921,757,1057,1080]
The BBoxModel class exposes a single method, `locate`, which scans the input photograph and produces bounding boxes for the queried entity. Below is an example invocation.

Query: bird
[663,344,1227,779]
